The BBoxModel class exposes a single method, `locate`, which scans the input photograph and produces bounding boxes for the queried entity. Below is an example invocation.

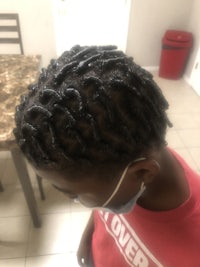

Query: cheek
[74,180,113,207]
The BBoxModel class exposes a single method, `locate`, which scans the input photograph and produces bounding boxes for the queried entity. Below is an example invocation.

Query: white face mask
[101,157,147,214]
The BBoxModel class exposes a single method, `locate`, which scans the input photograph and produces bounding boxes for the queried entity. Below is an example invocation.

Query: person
[14,45,200,267]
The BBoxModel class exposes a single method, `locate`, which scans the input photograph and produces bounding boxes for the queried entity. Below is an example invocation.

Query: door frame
[190,47,200,96]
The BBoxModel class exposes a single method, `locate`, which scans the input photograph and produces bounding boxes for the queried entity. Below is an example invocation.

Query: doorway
[190,47,200,96]
[52,0,131,56]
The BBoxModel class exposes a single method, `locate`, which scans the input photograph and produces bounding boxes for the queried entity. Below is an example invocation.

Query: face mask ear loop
[153,159,161,171]
[102,163,130,208]
[140,181,146,194]
[102,157,146,208]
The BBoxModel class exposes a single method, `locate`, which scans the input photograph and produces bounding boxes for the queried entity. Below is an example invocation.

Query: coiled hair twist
[14,45,172,170]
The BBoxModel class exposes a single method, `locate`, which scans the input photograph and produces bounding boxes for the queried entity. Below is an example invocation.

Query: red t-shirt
[91,150,200,267]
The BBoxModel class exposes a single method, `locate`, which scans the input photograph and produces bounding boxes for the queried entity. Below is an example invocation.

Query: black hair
[14,45,172,171]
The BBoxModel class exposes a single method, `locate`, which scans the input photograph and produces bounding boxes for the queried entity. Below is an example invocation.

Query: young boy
[14,45,200,267]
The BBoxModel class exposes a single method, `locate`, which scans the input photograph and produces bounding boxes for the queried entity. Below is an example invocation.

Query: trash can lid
[164,30,192,43]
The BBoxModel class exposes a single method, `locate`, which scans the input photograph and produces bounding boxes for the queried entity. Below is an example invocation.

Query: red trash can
[159,30,193,79]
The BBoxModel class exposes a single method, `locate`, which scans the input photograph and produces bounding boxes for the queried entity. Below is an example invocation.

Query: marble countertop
[0,55,41,149]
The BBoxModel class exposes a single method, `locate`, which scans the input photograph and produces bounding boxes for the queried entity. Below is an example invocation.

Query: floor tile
[154,76,200,113]
[1,158,18,185]
[169,112,200,130]
[2,157,37,186]
[166,128,185,149]
[0,184,29,217]
[33,181,71,215]
[177,129,200,147]
[0,258,25,267]
[0,216,30,259]
[26,253,79,267]
[0,151,11,160]
[70,210,91,252]
[168,95,200,113]
[188,147,200,170]
[27,213,71,256]
[70,200,91,213]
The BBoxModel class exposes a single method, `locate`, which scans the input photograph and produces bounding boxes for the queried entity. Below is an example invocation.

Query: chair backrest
[0,13,24,54]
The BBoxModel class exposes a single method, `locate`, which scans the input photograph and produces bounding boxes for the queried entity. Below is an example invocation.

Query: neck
[138,148,190,211]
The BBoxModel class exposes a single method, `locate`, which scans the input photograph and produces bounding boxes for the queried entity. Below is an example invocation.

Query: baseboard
[142,66,159,72]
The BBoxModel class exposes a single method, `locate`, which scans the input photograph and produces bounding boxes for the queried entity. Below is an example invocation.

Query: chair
[0,180,4,192]
[0,13,24,54]
[0,14,45,227]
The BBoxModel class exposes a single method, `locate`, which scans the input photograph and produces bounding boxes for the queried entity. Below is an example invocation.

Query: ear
[128,159,160,185]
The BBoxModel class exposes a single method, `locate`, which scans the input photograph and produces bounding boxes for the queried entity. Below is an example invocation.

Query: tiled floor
[0,72,200,267]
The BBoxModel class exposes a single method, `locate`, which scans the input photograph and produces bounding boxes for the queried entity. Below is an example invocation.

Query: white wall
[0,0,57,67]
[126,0,193,68]
[185,0,200,78]
[1,0,198,73]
